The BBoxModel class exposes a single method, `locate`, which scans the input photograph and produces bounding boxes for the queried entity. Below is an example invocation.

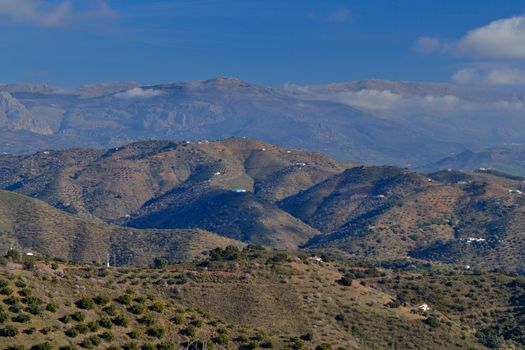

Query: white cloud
[456,14,525,59]
[0,0,114,28]
[328,7,351,23]
[414,36,444,54]
[485,68,525,85]
[115,87,165,99]
[452,67,525,86]
[451,68,479,84]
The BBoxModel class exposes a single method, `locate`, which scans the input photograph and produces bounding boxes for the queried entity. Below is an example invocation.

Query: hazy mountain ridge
[2,77,525,166]
[422,148,525,176]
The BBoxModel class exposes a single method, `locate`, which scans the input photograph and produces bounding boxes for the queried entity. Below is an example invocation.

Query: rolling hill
[0,190,242,266]
[0,138,348,249]
[2,139,525,272]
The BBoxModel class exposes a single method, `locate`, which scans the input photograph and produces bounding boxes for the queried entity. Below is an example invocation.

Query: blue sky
[0,0,524,87]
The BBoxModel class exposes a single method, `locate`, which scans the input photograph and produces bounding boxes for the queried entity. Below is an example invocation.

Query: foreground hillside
[2,246,524,349]
[0,190,241,265]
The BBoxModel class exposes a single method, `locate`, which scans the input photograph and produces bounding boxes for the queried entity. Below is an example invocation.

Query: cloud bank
[456,15,525,59]
[0,0,114,28]
[452,67,525,86]
[114,87,165,99]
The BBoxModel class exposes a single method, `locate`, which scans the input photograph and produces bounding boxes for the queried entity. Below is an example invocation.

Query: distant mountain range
[2,138,525,272]
[2,77,525,166]
[422,148,525,176]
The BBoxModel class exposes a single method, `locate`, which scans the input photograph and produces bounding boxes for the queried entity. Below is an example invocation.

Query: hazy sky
[0,0,524,87]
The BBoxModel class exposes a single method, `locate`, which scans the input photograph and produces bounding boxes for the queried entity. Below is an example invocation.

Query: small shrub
[76,298,94,310]
[180,325,196,337]
[46,303,58,313]
[147,326,165,338]
[155,342,175,350]
[87,321,99,332]
[94,295,110,306]
[214,333,230,344]
[0,287,13,295]
[100,330,114,342]
[121,343,139,350]
[3,296,19,305]
[98,316,113,328]
[30,343,53,350]
[102,304,117,316]
[424,316,439,328]
[12,313,31,323]
[129,303,145,315]
[149,302,164,313]
[79,335,101,349]
[58,346,76,350]
[65,327,79,338]
[26,304,42,315]
[59,314,72,324]
[315,344,332,350]
[0,325,19,337]
[115,294,132,305]
[75,323,90,334]
[153,258,168,269]
[5,346,27,350]
[127,330,139,339]
[112,314,129,327]
[70,311,85,322]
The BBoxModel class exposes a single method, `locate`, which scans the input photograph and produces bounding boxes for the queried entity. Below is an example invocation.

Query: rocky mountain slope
[2,78,525,166]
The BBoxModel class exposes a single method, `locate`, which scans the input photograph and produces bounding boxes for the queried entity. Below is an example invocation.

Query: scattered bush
[149,302,164,313]
[46,303,58,313]
[214,333,230,344]
[112,314,129,327]
[98,316,113,328]
[129,303,145,315]
[147,326,165,338]
[59,314,72,324]
[12,313,31,323]
[94,295,110,306]
[79,335,101,349]
[76,298,94,310]
[153,258,168,269]
[0,325,19,337]
[100,330,114,342]
[102,304,117,316]
[30,343,53,350]
[71,311,86,322]
[0,287,13,295]
[116,294,132,305]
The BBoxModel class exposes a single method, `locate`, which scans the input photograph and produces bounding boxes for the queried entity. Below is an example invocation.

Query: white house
[308,256,323,264]
[417,302,430,312]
